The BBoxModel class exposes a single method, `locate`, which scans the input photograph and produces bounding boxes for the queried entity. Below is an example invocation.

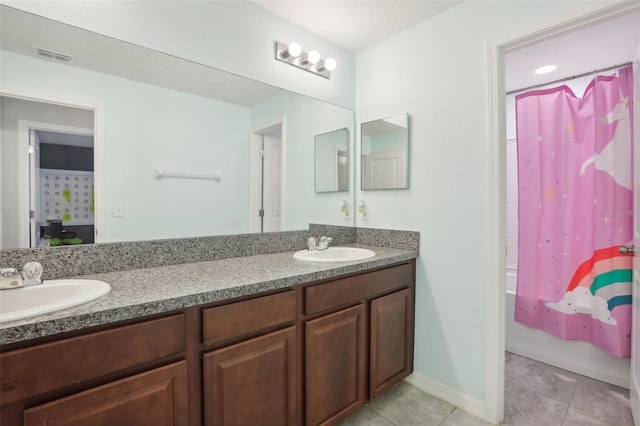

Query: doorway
[249,120,284,233]
[29,127,95,247]
[485,2,640,423]
[0,92,100,249]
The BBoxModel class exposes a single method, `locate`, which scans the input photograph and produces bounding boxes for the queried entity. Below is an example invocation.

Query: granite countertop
[0,244,417,345]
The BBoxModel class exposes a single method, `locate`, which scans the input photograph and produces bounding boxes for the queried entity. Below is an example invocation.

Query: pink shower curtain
[515,66,634,358]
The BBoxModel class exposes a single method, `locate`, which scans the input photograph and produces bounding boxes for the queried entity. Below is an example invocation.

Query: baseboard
[403,372,487,422]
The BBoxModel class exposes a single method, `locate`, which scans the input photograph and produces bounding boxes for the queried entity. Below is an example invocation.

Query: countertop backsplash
[0,224,418,280]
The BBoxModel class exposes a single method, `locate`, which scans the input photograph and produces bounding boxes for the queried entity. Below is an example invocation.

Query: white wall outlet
[114,202,125,217]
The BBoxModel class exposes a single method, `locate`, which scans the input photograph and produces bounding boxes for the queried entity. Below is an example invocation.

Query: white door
[363,149,406,189]
[630,49,640,423]
[249,123,283,233]
[28,130,41,247]
[262,133,281,233]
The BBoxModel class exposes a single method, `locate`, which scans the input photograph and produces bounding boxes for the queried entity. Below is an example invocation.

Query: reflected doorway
[249,120,284,233]
[0,95,95,248]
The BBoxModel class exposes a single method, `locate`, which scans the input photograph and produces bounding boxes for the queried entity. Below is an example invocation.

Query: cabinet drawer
[202,290,296,347]
[305,263,413,315]
[1,314,186,404]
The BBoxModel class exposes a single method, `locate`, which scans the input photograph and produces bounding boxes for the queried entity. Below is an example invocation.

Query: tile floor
[339,352,633,425]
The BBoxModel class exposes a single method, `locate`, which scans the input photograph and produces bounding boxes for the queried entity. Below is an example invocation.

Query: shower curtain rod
[505,61,632,95]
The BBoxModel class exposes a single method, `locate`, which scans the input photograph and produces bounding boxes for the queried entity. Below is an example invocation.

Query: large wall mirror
[314,128,349,193]
[361,113,409,190]
[0,5,354,249]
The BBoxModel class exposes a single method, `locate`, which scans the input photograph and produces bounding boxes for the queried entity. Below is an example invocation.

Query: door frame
[1,88,105,245]
[485,1,640,423]
[629,35,640,424]
[249,117,286,233]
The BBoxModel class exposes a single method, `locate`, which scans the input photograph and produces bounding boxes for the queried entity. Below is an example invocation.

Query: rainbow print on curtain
[515,66,634,358]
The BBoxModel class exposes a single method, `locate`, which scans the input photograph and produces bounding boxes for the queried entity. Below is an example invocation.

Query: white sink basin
[293,247,376,263]
[0,279,111,323]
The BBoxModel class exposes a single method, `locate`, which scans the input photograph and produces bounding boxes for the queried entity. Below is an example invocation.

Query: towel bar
[154,167,222,182]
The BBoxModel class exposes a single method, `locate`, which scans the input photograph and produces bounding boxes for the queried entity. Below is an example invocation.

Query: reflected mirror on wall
[361,113,409,190]
[314,128,349,193]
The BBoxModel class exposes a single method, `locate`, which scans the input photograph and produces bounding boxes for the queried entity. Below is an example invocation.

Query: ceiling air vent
[32,46,73,62]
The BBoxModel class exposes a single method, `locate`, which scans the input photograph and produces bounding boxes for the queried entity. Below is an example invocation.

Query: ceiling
[505,9,640,93]
[253,0,462,53]
[34,130,94,148]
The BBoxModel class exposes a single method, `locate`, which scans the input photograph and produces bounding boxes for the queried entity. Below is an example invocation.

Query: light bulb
[324,57,337,71]
[287,42,302,58]
[307,50,320,65]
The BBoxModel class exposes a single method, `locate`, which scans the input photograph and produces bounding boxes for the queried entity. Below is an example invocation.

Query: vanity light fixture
[275,41,336,79]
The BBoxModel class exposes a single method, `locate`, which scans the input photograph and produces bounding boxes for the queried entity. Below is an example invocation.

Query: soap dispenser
[357,200,368,220]
[340,200,351,219]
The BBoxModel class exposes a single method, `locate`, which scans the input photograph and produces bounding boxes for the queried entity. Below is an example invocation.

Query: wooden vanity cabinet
[23,361,189,426]
[201,290,298,426]
[303,261,415,426]
[369,287,413,399]
[0,313,190,426]
[305,304,367,426]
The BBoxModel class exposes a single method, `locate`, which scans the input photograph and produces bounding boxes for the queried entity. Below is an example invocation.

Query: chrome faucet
[307,236,333,251]
[0,262,43,290]
[0,268,23,289]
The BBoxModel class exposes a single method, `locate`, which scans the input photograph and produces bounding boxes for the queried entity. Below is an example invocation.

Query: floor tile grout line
[560,374,580,426]
[505,376,573,407]
[366,404,401,426]
[436,406,458,425]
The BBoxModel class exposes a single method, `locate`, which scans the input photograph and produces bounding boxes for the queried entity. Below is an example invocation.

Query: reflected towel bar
[154,167,222,182]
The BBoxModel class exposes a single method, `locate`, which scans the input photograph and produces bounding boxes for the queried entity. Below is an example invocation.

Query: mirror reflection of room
[361,113,409,190]
[314,128,349,193]
[0,96,95,249]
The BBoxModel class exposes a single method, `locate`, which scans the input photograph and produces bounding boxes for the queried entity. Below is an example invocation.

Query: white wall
[2,0,355,110]
[355,0,578,409]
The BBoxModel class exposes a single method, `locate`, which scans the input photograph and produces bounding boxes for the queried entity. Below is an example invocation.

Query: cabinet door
[203,326,297,426]
[305,304,366,426]
[370,288,413,399]
[23,361,189,426]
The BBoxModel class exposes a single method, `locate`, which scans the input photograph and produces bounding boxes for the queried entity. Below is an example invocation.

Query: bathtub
[506,269,630,388]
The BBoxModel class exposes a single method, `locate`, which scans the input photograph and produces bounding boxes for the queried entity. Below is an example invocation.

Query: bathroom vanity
[0,241,416,426]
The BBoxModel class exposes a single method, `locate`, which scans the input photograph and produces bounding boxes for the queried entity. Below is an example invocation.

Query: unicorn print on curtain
[515,65,634,358]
